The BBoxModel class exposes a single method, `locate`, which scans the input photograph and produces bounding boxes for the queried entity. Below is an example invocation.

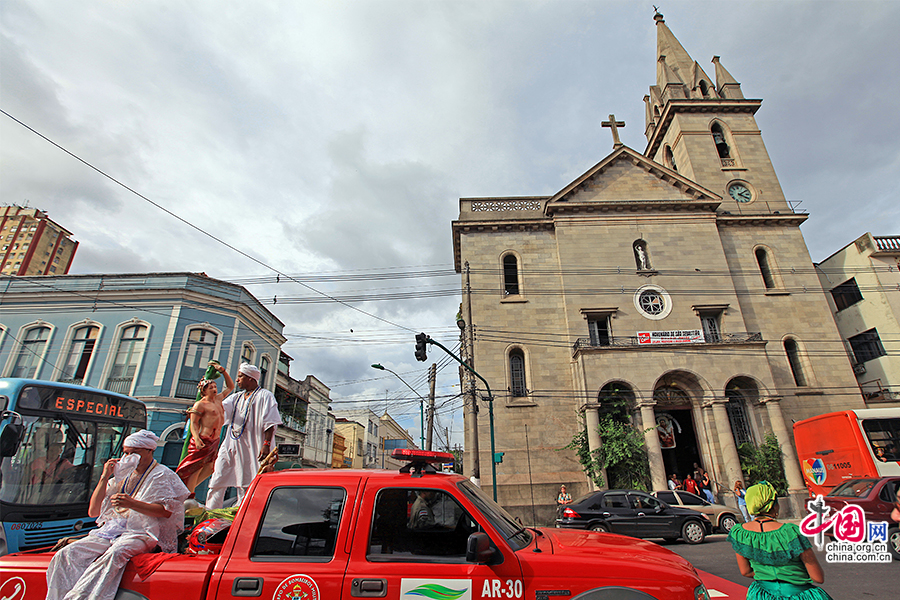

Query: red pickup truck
[0,450,710,600]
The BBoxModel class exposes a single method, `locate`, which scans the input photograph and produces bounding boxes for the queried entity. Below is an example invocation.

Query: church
[451,11,864,523]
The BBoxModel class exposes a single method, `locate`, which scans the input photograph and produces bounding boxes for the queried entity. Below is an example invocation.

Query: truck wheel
[681,520,706,544]
[590,523,609,533]
[719,514,737,533]
[888,527,900,560]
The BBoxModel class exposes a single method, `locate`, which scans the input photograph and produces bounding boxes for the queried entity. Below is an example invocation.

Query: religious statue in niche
[634,240,651,271]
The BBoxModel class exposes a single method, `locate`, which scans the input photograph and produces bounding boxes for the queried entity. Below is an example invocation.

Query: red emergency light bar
[391,448,454,463]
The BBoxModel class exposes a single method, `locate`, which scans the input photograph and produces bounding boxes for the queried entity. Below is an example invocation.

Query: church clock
[728,182,753,203]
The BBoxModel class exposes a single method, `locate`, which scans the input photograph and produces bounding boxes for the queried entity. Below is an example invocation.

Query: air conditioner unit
[852,363,866,375]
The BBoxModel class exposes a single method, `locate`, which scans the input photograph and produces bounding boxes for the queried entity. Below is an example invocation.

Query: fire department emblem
[273,574,320,600]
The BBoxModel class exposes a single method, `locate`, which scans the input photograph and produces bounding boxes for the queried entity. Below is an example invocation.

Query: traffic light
[414,333,428,362]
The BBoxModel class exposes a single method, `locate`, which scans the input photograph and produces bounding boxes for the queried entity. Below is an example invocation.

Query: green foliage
[563,415,652,491]
[564,426,604,488]
[596,417,652,491]
[738,432,788,496]
[450,448,464,474]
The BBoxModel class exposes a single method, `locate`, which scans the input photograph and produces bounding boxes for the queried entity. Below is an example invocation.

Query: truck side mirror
[465,532,495,564]
[0,422,23,458]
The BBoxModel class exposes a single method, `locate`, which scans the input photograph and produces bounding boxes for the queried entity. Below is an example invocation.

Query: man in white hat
[206,363,282,508]
[46,430,189,600]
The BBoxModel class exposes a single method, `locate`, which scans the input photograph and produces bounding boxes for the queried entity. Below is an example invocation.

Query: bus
[793,408,900,497]
[0,378,147,555]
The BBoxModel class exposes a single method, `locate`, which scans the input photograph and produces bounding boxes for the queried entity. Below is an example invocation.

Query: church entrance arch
[653,377,702,486]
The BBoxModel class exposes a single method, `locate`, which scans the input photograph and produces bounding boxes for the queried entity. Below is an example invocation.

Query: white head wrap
[123,429,159,450]
[239,363,261,382]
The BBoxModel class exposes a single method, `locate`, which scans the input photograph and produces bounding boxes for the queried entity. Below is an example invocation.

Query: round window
[638,290,664,315]
[633,285,673,320]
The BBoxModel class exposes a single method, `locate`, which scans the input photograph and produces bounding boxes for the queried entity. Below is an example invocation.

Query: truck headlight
[694,584,711,600]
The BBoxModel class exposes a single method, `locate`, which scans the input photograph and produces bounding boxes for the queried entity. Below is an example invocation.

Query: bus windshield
[0,384,145,507]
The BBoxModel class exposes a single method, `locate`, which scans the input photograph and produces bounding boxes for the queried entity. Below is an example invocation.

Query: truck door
[210,481,357,600]
[345,485,525,600]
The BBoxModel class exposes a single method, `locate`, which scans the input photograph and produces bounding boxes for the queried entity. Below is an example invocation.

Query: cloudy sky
[2,0,898,448]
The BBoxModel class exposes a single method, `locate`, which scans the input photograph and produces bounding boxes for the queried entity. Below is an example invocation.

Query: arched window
[509,349,526,397]
[711,122,731,159]
[12,326,51,378]
[177,328,219,398]
[699,79,710,98]
[61,325,100,385]
[633,240,651,271]
[756,248,776,289]
[598,382,636,422]
[783,338,808,387]
[106,324,147,394]
[725,380,756,447]
[241,342,255,365]
[664,145,677,171]
[260,355,271,389]
[503,254,519,296]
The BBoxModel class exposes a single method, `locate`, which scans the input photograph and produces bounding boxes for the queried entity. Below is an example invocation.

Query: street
[663,533,896,599]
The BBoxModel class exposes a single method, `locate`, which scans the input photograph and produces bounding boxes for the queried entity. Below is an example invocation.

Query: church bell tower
[643,10,790,213]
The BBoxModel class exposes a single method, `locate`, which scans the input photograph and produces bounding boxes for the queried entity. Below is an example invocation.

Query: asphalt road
[662,532,896,599]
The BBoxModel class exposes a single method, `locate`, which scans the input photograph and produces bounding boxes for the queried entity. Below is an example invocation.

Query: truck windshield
[458,480,532,550]
[1,411,138,506]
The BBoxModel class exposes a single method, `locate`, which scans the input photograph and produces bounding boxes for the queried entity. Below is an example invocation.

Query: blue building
[0,272,287,466]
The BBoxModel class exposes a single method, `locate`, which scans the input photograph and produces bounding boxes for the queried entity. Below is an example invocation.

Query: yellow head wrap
[745,481,778,516]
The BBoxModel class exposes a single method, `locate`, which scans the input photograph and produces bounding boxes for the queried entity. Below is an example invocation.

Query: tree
[565,415,652,491]
[737,432,788,495]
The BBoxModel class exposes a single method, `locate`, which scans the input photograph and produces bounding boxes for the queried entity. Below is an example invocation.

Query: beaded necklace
[115,460,157,514]
[230,388,259,440]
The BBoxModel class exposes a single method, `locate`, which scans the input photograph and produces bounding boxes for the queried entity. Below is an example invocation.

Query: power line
[0,109,414,333]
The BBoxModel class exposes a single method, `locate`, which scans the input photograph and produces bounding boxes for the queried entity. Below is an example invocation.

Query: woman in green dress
[727,482,833,600]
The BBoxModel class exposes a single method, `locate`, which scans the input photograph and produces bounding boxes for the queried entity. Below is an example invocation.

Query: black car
[556,489,712,544]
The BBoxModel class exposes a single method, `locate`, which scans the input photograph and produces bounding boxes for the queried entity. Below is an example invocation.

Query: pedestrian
[175,363,233,493]
[727,481,833,599]
[734,480,749,523]
[684,473,700,495]
[699,468,715,503]
[205,363,282,509]
[45,430,189,600]
[668,474,679,491]
[557,485,572,505]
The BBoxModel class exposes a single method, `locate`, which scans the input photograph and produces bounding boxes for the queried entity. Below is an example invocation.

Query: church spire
[654,10,695,93]
[712,55,744,99]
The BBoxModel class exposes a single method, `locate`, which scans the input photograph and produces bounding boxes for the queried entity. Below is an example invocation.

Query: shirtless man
[175,364,233,493]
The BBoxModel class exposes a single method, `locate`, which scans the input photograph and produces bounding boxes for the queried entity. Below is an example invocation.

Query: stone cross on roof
[602,114,625,147]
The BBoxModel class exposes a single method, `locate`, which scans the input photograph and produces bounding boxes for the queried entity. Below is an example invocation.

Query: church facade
[452,13,864,523]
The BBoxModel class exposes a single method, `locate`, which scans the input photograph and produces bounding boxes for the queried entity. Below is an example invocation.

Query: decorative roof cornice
[715,213,808,227]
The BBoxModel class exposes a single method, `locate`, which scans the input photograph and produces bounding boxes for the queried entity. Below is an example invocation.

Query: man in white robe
[46,430,190,600]
[206,363,282,508]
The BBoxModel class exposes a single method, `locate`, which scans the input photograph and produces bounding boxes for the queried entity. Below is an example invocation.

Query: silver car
[653,490,740,533]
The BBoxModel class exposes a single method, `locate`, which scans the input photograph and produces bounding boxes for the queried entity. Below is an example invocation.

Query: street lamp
[371,363,426,449]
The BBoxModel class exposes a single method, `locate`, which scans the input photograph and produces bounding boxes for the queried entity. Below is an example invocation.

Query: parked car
[820,476,900,559]
[653,490,740,533]
[556,488,712,544]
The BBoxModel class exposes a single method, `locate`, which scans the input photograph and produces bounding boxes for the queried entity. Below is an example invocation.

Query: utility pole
[427,363,436,451]
[459,264,480,484]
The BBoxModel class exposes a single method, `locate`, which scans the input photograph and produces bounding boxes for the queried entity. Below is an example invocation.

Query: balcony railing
[175,379,199,399]
[720,158,736,167]
[574,332,762,352]
[104,377,133,394]
[874,236,900,252]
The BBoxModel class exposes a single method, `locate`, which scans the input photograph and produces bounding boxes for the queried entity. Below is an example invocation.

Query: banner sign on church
[637,330,703,345]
